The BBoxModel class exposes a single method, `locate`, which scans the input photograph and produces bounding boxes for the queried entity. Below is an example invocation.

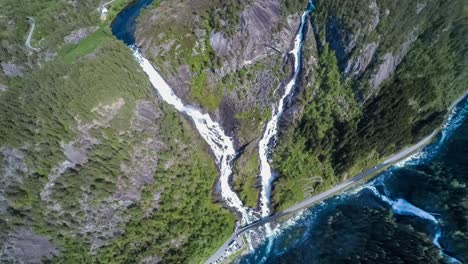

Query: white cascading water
[132,50,254,224]
[258,1,314,219]
[366,185,461,263]
[366,186,438,223]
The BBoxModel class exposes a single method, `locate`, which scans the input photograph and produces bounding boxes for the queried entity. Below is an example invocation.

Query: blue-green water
[110,0,467,262]
[111,0,153,45]
[238,96,468,264]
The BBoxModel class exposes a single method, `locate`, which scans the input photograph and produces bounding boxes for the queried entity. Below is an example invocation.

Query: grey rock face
[323,0,380,74]
[208,0,284,73]
[136,0,303,144]
[0,148,28,213]
[64,145,87,165]
[370,30,418,89]
[64,26,99,45]
[240,0,281,62]
[1,148,28,181]
[36,99,165,252]
[0,84,7,92]
[416,2,427,14]
[368,0,380,33]
[210,32,229,57]
[0,229,59,263]
[345,42,378,76]
[79,100,164,251]
[1,62,24,77]
[40,97,125,204]
[134,100,162,125]
[43,49,57,62]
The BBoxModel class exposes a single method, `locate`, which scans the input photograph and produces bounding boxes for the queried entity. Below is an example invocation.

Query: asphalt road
[25,17,39,52]
[205,129,437,264]
[205,93,467,264]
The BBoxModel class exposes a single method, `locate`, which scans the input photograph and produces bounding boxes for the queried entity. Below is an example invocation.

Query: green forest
[272,0,467,210]
[0,0,234,262]
[1,0,467,262]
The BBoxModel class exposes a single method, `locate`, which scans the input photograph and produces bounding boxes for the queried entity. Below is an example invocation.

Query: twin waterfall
[133,51,253,223]
[132,1,314,227]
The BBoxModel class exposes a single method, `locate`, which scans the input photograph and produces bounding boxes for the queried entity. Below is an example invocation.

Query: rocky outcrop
[369,30,418,89]
[323,0,380,72]
[0,229,59,263]
[64,26,99,45]
[136,0,303,145]
[212,0,299,74]
[0,148,28,213]
[344,42,378,77]
[40,99,125,205]
[1,62,24,77]
[35,98,166,251]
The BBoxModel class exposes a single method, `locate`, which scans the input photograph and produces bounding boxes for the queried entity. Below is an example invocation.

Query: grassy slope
[1,1,234,263]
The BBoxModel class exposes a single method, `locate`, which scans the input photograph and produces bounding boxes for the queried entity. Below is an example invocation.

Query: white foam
[366,186,437,223]
[258,0,314,220]
[133,50,254,223]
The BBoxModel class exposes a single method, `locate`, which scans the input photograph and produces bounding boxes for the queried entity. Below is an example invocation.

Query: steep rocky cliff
[0,0,466,263]
[272,0,467,210]
[134,0,320,208]
[134,0,467,212]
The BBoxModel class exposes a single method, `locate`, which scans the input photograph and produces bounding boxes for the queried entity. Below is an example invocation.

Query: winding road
[25,17,39,52]
[205,92,467,264]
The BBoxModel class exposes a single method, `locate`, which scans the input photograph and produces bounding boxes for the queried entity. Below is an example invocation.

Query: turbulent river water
[258,0,314,220]
[238,97,468,263]
[112,0,255,224]
[111,0,315,226]
[112,1,467,263]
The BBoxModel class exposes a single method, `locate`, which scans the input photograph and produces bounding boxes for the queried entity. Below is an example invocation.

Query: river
[111,0,468,263]
[237,97,467,263]
[258,0,314,220]
[111,0,256,224]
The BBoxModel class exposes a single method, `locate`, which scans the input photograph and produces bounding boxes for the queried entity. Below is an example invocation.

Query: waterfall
[132,50,254,224]
[366,185,461,263]
[366,186,438,223]
[258,0,314,219]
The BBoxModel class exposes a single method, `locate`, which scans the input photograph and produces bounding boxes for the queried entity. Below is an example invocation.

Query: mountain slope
[272,0,467,210]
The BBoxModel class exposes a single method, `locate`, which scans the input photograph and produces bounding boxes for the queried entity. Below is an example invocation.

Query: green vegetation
[272,0,467,210]
[1,36,235,263]
[137,0,252,112]
[0,40,146,165]
[0,0,100,64]
[59,27,111,63]
[234,150,260,208]
[1,39,150,259]
[272,46,359,210]
[235,107,271,122]
[0,0,236,260]
[190,57,223,111]
[281,0,310,16]
[92,111,235,263]
[204,0,243,37]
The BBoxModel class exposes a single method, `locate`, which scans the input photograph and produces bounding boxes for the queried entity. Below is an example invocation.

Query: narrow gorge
[0,0,466,263]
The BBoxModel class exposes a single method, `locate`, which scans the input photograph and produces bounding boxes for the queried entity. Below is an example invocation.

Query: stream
[111,0,316,226]
[257,0,314,219]
[111,0,255,224]
[111,1,467,263]
[238,97,467,263]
